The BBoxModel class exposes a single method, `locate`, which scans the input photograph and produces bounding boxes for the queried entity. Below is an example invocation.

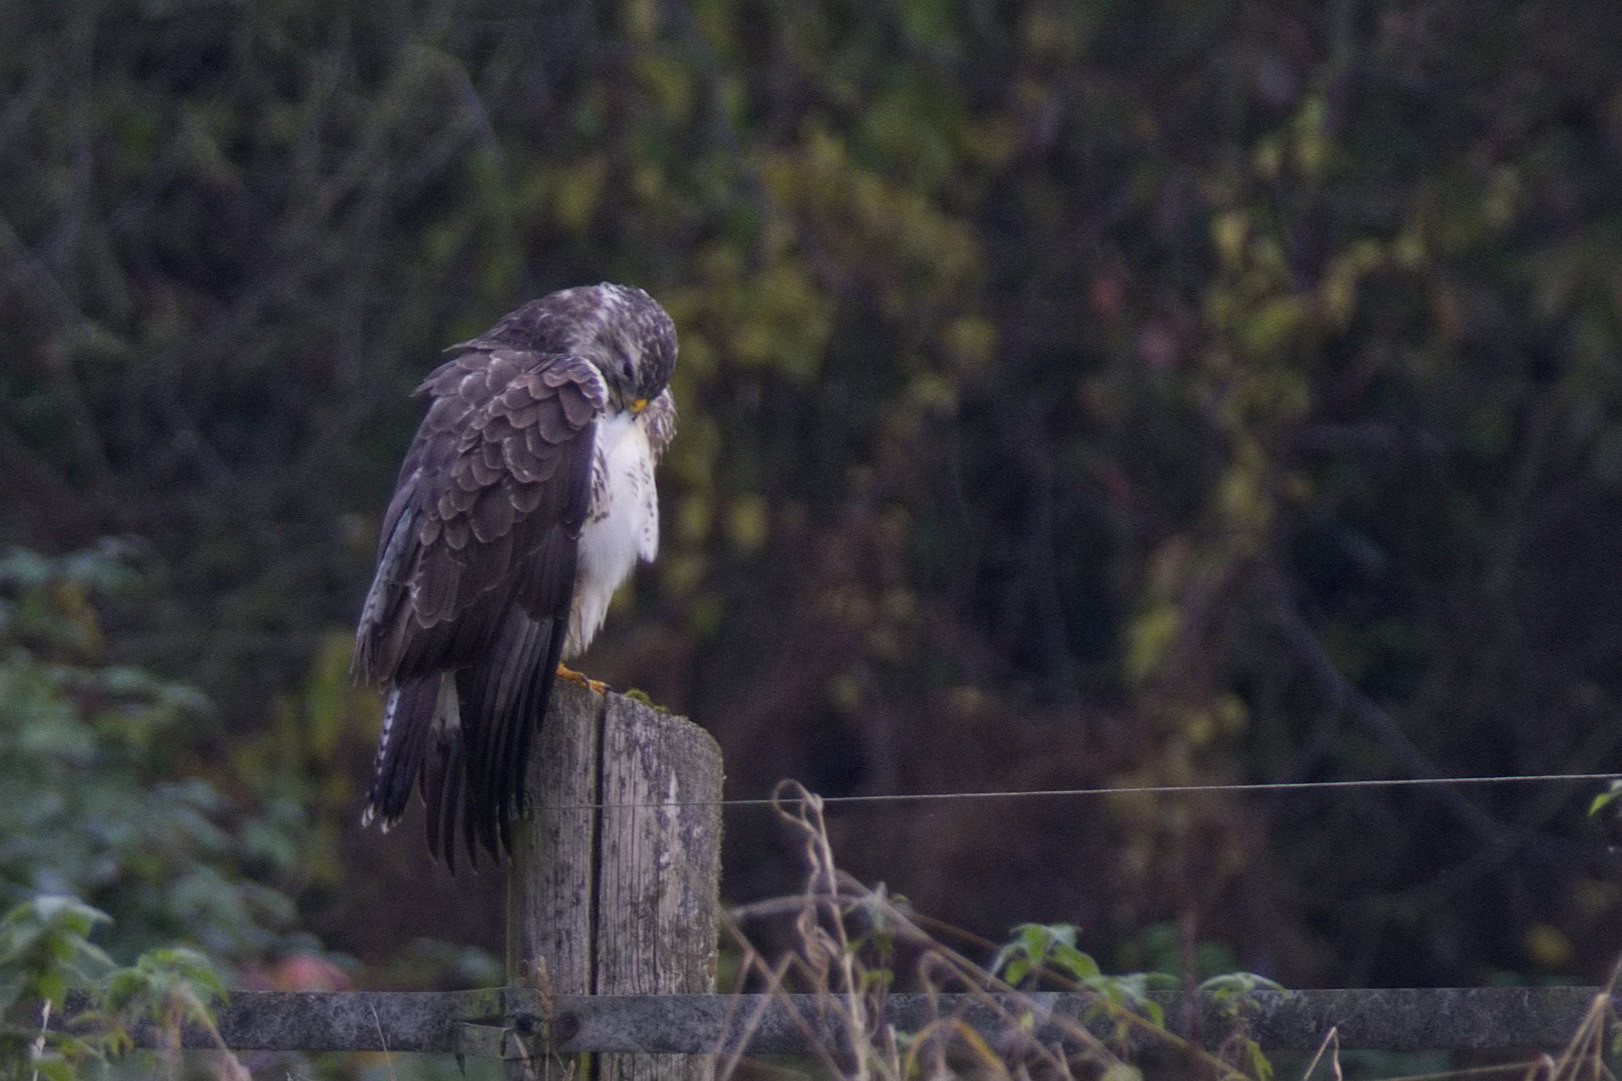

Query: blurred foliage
[0,894,232,1079]
[0,544,306,966]
[0,0,1621,1003]
[992,922,1172,1030]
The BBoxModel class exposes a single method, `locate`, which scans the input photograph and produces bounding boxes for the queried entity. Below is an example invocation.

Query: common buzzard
[354,283,677,866]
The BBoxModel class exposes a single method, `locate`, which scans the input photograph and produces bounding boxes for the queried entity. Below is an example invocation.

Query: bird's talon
[556,663,608,694]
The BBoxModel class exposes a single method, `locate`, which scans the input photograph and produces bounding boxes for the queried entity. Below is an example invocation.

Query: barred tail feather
[363,675,443,829]
[363,611,564,867]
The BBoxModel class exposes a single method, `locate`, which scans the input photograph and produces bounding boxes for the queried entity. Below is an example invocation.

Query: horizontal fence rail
[71,987,1617,1058]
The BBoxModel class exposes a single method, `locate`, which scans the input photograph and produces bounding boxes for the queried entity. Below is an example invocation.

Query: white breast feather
[565,410,659,658]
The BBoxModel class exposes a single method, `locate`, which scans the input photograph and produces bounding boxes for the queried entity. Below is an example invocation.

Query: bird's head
[468,282,678,415]
[565,283,677,415]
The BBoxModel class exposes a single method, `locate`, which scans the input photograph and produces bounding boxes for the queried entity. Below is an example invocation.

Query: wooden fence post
[507,680,724,1081]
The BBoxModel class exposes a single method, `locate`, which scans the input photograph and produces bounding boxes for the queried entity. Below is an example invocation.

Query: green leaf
[0,896,114,1023]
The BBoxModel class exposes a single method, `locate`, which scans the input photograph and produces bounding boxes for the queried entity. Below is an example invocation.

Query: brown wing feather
[356,348,604,680]
[355,345,604,864]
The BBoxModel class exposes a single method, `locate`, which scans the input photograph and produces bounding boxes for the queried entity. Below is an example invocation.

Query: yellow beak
[629,397,649,414]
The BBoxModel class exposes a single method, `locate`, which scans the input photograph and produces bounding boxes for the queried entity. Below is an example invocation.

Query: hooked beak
[629,397,649,415]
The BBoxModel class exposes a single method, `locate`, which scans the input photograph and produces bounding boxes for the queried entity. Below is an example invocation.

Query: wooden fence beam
[83,987,1616,1056]
[536,988,1618,1056]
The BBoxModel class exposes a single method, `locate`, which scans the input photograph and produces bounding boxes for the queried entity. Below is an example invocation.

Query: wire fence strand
[535,771,1622,812]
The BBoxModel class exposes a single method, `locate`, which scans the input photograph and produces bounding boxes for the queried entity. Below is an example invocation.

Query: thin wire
[541,771,1622,812]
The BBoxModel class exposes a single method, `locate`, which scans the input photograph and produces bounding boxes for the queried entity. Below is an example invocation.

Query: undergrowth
[715,782,1622,1081]
[7,781,1622,1080]
[0,894,241,1079]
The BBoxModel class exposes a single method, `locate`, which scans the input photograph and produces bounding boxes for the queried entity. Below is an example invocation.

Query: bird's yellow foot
[556,662,608,694]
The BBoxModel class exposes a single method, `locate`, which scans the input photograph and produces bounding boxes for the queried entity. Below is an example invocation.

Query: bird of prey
[353,283,677,866]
